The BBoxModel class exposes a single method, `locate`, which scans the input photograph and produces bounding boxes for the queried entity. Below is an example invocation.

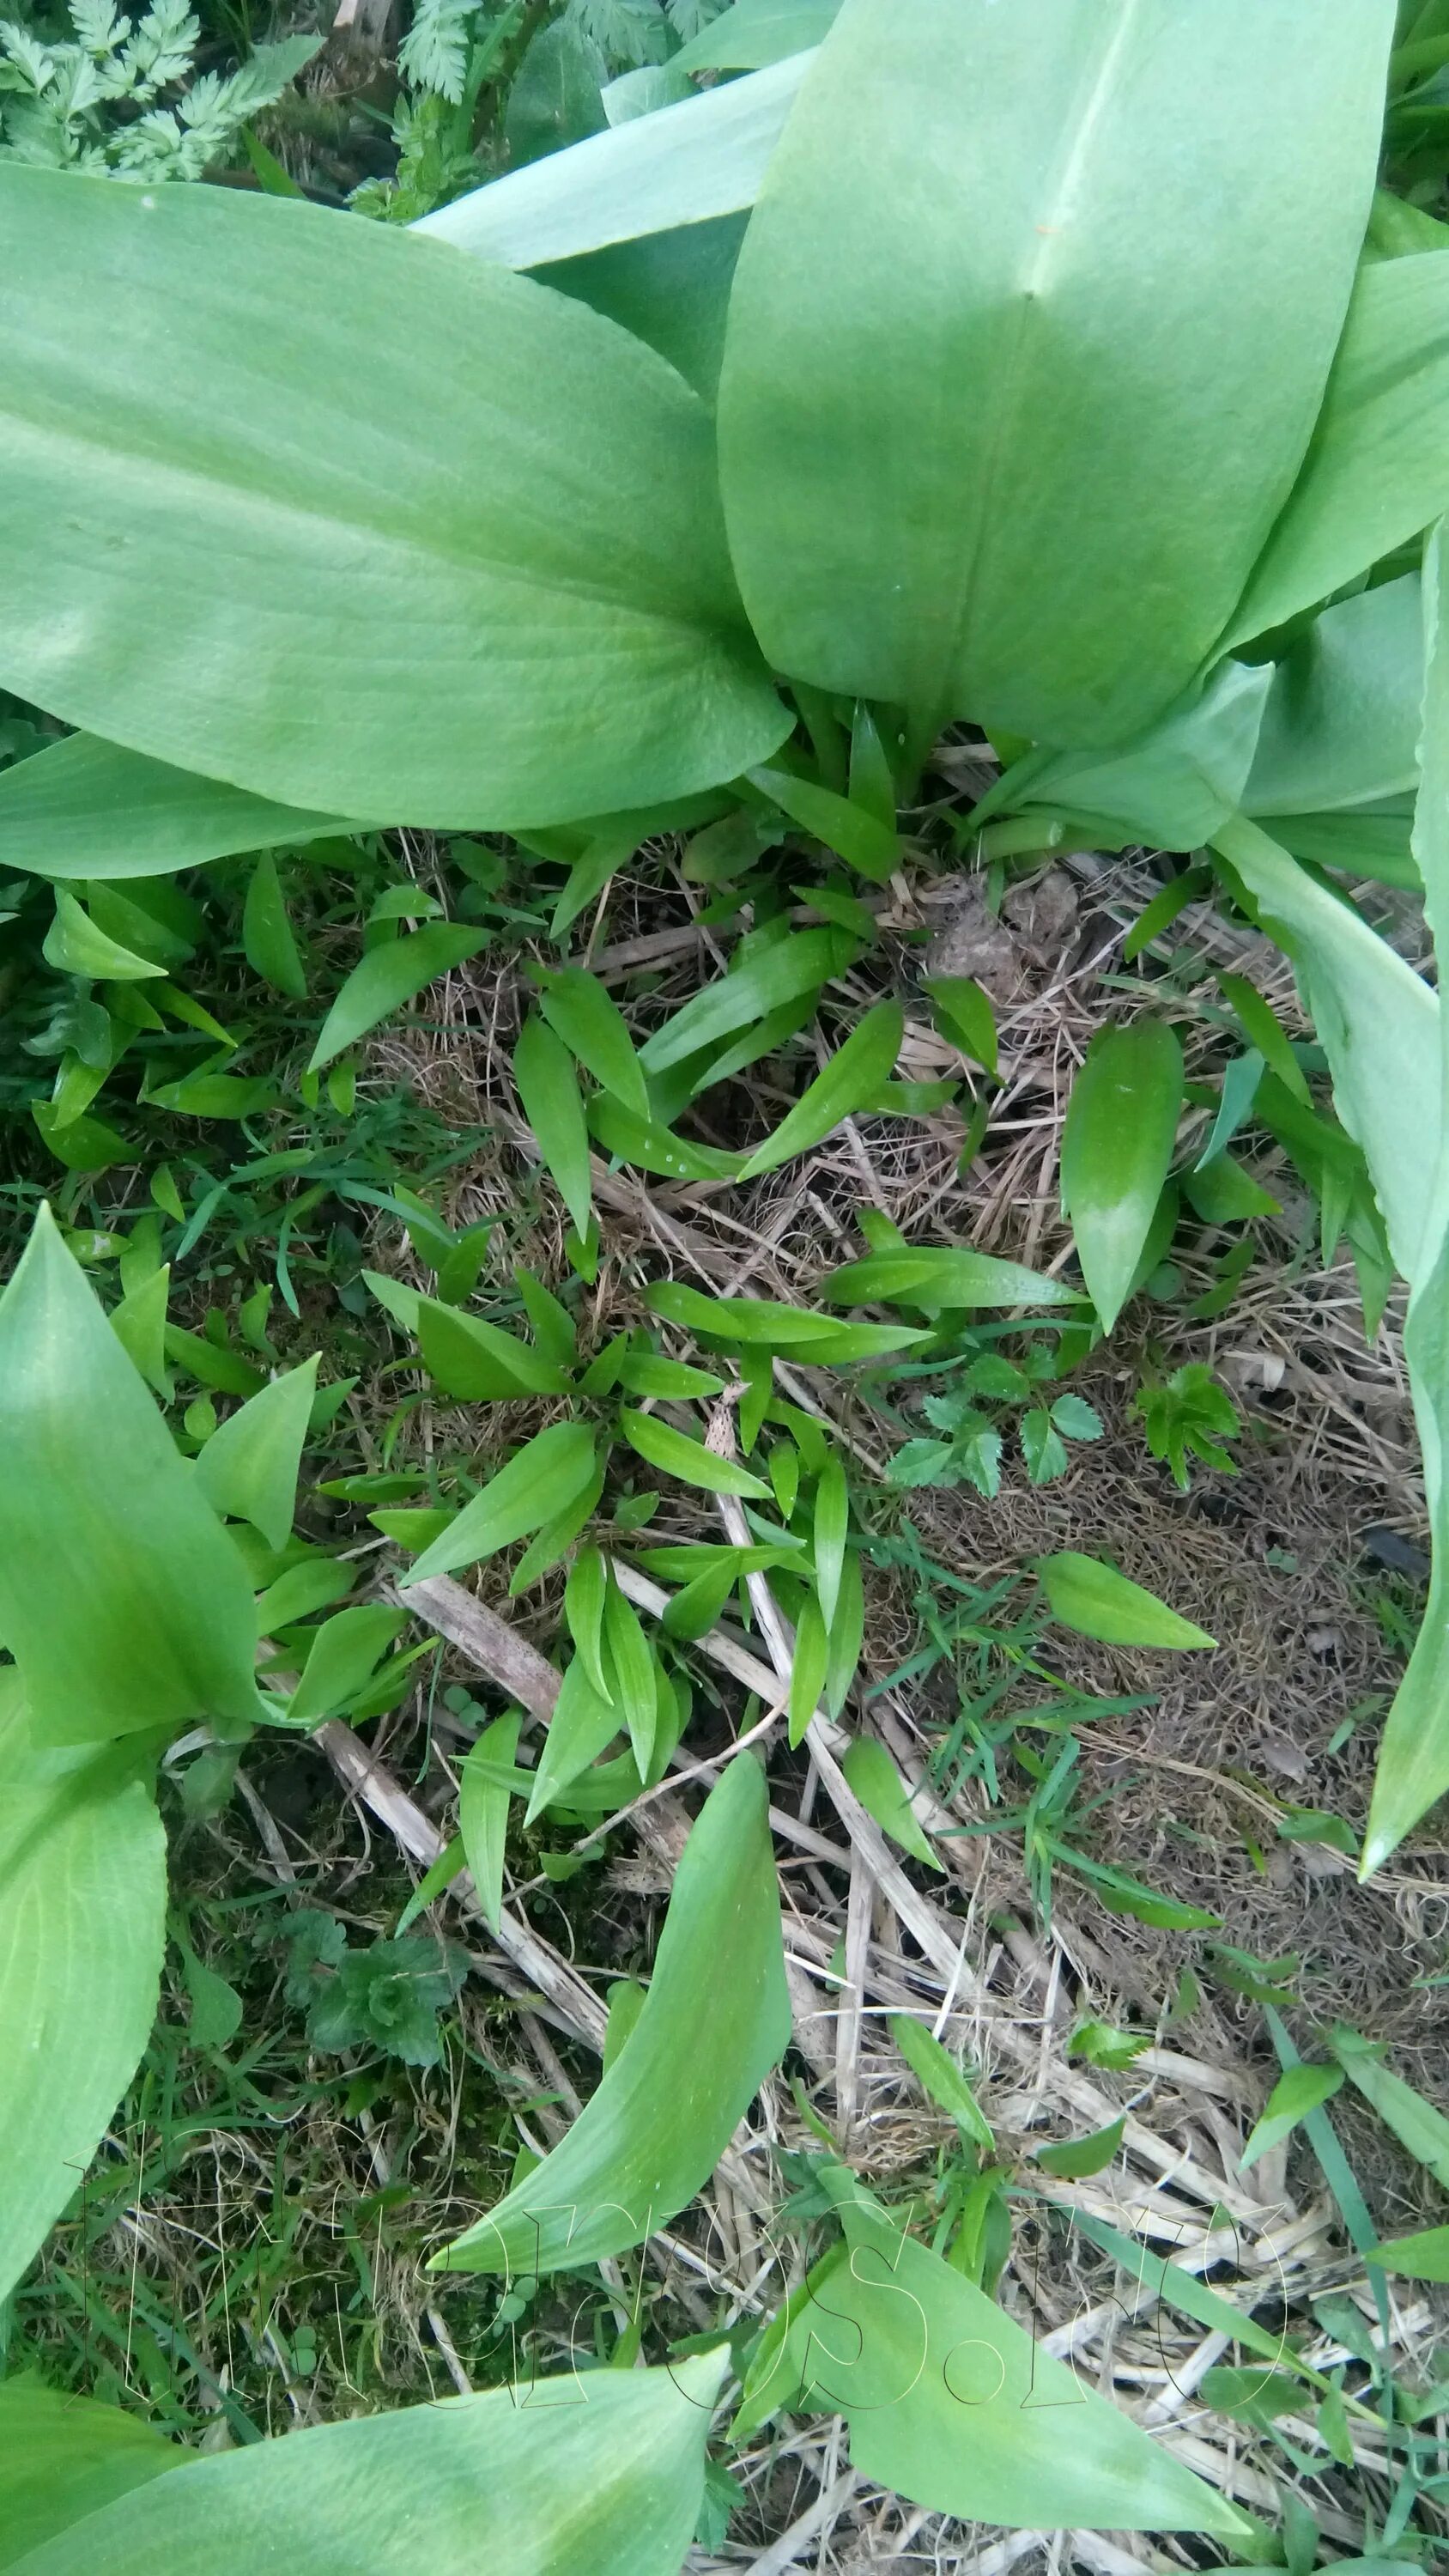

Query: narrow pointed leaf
[525,1656,624,1820]
[109,1266,171,1398]
[403,1425,599,1585]
[43,891,165,981]
[811,1448,849,1635]
[515,1015,593,1238]
[748,765,898,883]
[1366,2225,1449,2281]
[9,2354,726,2576]
[283,1606,409,1725]
[639,927,858,1073]
[536,966,650,1119]
[0,732,357,882]
[0,1676,167,2303]
[0,167,786,828]
[889,2015,993,2152]
[718,0,1391,749]
[1240,2063,1343,2171]
[415,53,809,266]
[840,1735,941,1868]
[0,1208,264,1743]
[564,1544,611,1698]
[308,927,485,1073]
[459,1711,519,1935]
[194,1358,319,1552]
[243,852,307,999]
[645,1277,931,1354]
[1329,2024,1449,2186]
[1060,1023,1184,1332]
[787,1594,828,1746]
[1037,1552,1216,1650]
[603,1577,660,1774]
[418,1299,572,1400]
[433,1754,789,2273]
[738,1001,903,1177]
[621,1409,771,1498]
[819,1246,1076,1311]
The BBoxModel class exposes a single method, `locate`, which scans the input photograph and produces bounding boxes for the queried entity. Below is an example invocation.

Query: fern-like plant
[0,0,318,176]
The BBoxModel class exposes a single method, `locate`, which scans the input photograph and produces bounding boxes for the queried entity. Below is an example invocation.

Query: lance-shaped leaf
[820,1245,1077,1312]
[194,1357,319,1552]
[718,0,1391,752]
[1060,1024,1184,1332]
[535,964,651,1119]
[0,1208,264,1743]
[0,168,786,830]
[9,2352,727,2576]
[738,1001,903,1177]
[1013,659,1272,855]
[433,1753,789,2274]
[1037,1552,1216,1650]
[0,1677,167,2303]
[1246,574,1424,818]
[415,52,809,267]
[459,1711,520,1935]
[308,927,487,1073]
[1229,247,1449,651]
[0,732,358,883]
[735,2171,1252,2541]
[1329,2023,1449,2187]
[403,1424,600,1586]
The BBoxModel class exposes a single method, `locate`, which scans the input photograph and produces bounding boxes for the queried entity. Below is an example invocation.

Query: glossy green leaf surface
[308,928,487,1073]
[1037,1552,1216,1650]
[433,1754,789,2274]
[645,1277,930,1355]
[840,1735,941,1868]
[1017,659,1272,854]
[621,1409,771,1498]
[403,1425,600,1585]
[242,852,308,998]
[536,966,651,1119]
[459,1711,519,1935]
[415,53,809,268]
[0,1677,166,2303]
[736,2174,1252,2540]
[0,168,786,829]
[0,732,355,882]
[418,1300,572,1400]
[1060,1024,1183,1332]
[820,1246,1077,1312]
[9,2354,726,2576]
[0,2383,181,2571]
[0,1209,264,1743]
[516,1016,594,1238]
[638,928,858,1073]
[718,0,1391,749]
[1229,248,1449,649]
[193,1358,318,1552]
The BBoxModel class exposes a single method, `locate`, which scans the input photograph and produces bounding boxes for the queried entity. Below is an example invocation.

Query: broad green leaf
[0,2383,180,2572]
[1014,659,1273,854]
[840,1735,941,1869]
[283,1605,409,1726]
[415,53,810,267]
[1036,1552,1216,1650]
[242,852,307,998]
[43,890,165,981]
[308,927,486,1073]
[0,732,355,882]
[639,927,858,1072]
[536,965,650,1119]
[433,1753,789,2273]
[418,1299,573,1400]
[736,2174,1252,2541]
[1182,1152,1281,1226]
[109,1265,171,1398]
[537,216,746,406]
[0,169,787,829]
[0,1208,264,1743]
[403,1425,599,1584]
[889,2015,992,2152]
[1246,575,1424,817]
[718,0,1391,752]
[194,1358,319,1552]
[819,1246,1077,1312]
[459,1711,519,1935]
[671,0,839,72]
[616,1354,725,1400]
[748,765,898,883]
[1366,2225,1449,2281]
[926,975,997,1075]
[10,2354,727,2576]
[515,1015,593,1238]
[1240,2062,1344,2171]
[645,1277,930,1355]
[621,1409,771,1498]
[510,1448,607,1592]
[1229,248,1449,649]
[1060,1023,1184,1332]
[662,1560,743,1639]
[1329,2023,1449,2186]
[0,1678,166,2303]
[1214,817,1440,1284]
[1035,2117,1126,2179]
[737,1001,903,1177]
[512,1268,577,1363]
